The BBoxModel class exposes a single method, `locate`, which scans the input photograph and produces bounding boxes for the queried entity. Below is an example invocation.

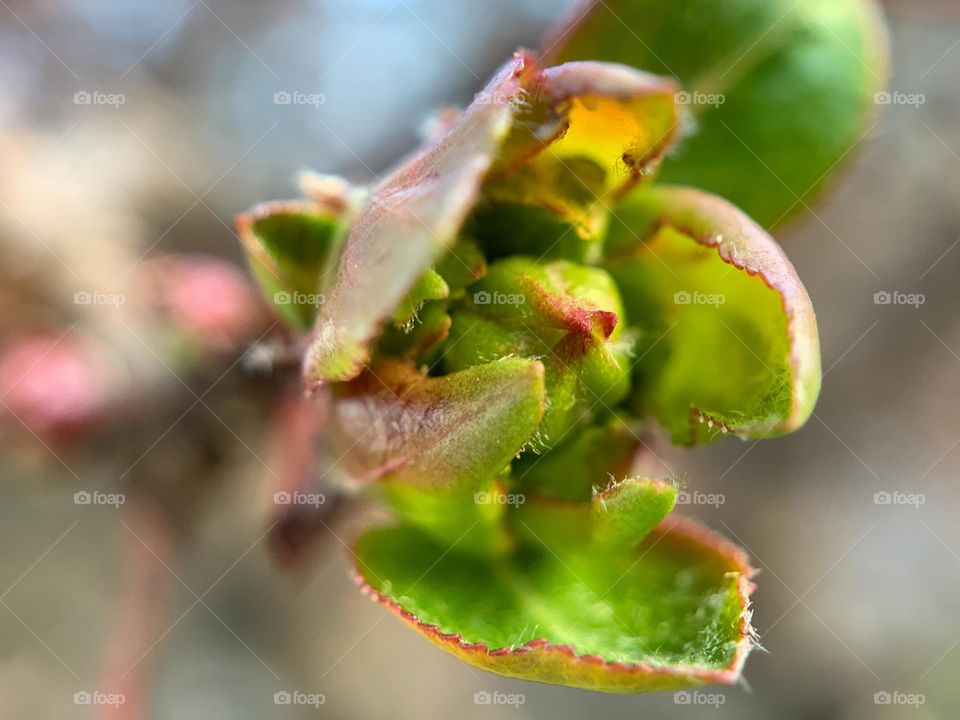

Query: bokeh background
[1,0,958,717]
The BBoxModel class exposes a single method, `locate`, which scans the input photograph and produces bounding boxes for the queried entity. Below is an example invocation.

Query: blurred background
[1,0,958,717]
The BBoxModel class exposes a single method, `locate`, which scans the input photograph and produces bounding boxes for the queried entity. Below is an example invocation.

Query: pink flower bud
[148,255,265,351]
[0,334,112,444]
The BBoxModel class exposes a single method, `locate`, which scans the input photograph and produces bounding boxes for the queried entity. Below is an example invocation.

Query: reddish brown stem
[97,499,176,720]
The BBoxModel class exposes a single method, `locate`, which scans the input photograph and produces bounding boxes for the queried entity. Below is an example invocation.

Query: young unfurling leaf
[329,358,545,551]
[605,185,820,443]
[329,357,545,490]
[443,257,632,447]
[494,59,681,194]
[355,514,754,692]
[236,201,345,330]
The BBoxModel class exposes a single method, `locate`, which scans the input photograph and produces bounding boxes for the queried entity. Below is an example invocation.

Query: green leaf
[375,301,452,362]
[376,239,488,363]
[443,257,632,447]
[512,419,640,501]
[330,357,545,490]
[604,185,821,444]
[354,514,755,692]
[235,200,344,330]
[375,479,515,556]
[546,0,888,227]
[469,59,680,264]
[330,357,545,551]
[392,269,449,328]
[469,157,610,264]
[434,238,488,293]
[511,476,676,552]
[591,478,678,549]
